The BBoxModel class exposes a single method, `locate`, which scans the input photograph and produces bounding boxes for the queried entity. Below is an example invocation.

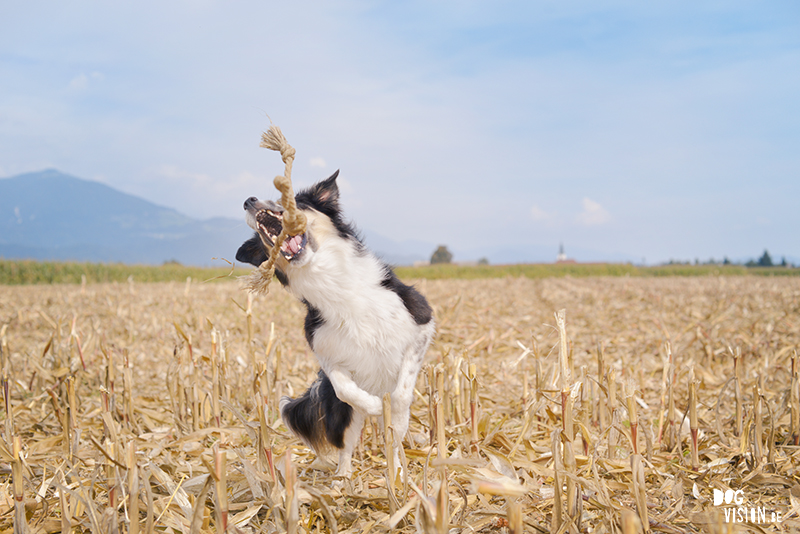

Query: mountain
[0,169,251,266]
[0,169,639,267]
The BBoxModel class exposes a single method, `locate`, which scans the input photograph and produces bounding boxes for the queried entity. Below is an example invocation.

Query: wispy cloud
[576,197,610,226]
[68,71,104,91]
[1,2,798,262]
[530,204,550,222]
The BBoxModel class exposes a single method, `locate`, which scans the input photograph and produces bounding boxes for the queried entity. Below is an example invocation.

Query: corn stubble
[0,275,799,532]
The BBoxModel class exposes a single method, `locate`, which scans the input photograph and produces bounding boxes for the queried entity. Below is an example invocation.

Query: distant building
[556,243,576,264]
[557,243,567,262]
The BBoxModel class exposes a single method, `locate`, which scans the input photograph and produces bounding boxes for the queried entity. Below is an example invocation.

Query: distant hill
[0,169,638,268]
[0,169,251,266]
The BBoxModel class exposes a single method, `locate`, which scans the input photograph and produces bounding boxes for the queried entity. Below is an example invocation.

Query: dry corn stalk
[621,508,640,534]
[285,451,299,534]
[3,272,800,531]
[383,392,398,516]
[556,310,581,533]
[656,342,670,445]
[127,442,140,534]
[427,364,436,447]
[12,436,27,534]
[453,355,464,425]
[596,342,606,429]
[625,381,639,456]
[508,500,523,534]
[631,453,649,532]
[753,380,763,465]
[103,438,119,533]
[436,470,449,534]
[792,351,799,445]
[733,346,743,437]
[211,329,221,428]
[214,446,229,534]
[436,365,447,458]
[58,469,72,533]
[468,363,479,452]
[689,367,699,470]
[2,328,11,439]
[608,368,620,458]
[551,429,563,533]
[666,349,677,451]
[580,365,590,455]
[556,309,570,390]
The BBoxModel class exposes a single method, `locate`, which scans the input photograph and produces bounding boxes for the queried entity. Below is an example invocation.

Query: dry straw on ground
[1,275,799,533]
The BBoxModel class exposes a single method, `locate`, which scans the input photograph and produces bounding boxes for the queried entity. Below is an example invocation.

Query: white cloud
[3,2,798,259]
[576,197,610,226]
[68,71,104,91]
[530,204,549,222]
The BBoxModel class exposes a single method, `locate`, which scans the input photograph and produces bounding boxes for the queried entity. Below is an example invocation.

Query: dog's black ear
[313,170,340,206]
[236,234,268,267]
[295,169,344,221]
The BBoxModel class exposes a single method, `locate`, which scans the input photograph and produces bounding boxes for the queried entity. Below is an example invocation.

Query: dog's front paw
[364,395,384,417]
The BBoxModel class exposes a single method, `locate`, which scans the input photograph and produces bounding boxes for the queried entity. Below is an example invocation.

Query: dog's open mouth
[255,209,308,261]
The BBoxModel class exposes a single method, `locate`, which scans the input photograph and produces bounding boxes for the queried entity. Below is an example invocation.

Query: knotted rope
[244,124,308,294]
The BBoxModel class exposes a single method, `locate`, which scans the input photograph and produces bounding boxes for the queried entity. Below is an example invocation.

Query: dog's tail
[280,370,353,452]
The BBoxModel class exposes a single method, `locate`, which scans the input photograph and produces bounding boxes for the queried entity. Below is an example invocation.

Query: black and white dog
[236,171,435,477]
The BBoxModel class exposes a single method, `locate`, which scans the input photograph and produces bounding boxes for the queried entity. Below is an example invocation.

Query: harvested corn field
[1,275,799,532]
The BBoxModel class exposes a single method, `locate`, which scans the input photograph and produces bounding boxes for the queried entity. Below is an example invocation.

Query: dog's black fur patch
[380,267,433,325]
[281,370,352,450]
[235,235,288,286]
[236,235,268,266]
[303,300,325,348]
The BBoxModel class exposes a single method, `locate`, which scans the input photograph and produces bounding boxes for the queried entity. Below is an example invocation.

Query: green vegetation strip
[0,259,247,285]
[2,259,799,285]
[395,262,800,279]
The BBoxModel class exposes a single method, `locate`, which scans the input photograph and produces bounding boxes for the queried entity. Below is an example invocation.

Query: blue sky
[1,1,799,263]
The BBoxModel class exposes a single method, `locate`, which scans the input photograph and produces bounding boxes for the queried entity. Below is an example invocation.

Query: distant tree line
[431,245,453,264]
[665,250,793,268]
[429,245,489,265]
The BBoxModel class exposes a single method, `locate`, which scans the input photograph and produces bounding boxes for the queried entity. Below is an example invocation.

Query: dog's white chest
[287,237,430,396]
[311,290,420,394]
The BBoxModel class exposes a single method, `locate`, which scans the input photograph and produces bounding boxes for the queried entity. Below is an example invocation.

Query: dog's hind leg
[335,409,365,478]
[392,328,434,430]
[390,324,435,470]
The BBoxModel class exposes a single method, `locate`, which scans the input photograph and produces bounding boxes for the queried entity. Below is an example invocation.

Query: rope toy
[244,124,307,294]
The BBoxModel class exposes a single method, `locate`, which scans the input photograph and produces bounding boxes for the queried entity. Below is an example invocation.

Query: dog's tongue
[282,235,303,256]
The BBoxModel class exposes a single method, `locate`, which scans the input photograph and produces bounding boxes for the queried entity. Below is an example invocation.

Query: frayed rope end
[261,125,296,163]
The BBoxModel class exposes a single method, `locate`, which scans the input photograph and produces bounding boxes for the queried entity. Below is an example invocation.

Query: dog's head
[236,170,352,284]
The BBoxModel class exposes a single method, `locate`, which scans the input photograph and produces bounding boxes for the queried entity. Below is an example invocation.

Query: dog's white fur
[243,181,434,477]
[286,210,435,475]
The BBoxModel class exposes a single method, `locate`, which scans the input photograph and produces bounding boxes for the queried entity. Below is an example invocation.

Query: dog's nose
[244,197,258,210]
